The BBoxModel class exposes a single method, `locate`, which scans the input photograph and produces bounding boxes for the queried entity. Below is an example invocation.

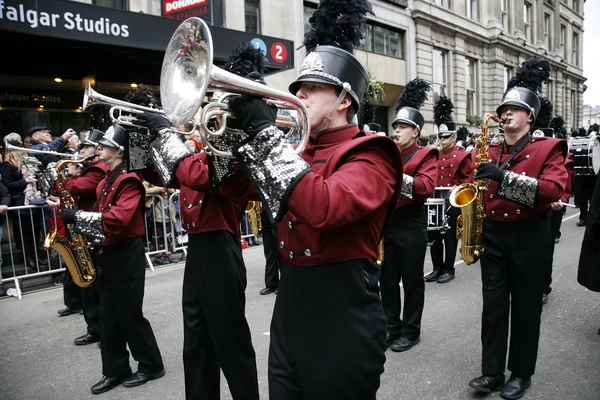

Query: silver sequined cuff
[496,171,538,208]
[235,126,311,220]
[149,128,192,187]
[207,128,244,187]
[401,174,414,200]
[74,211,106,244]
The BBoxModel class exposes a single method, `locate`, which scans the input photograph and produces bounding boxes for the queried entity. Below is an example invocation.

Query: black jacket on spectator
[0,162,26,207]
[29,137,68,167]
[0,180,11,225]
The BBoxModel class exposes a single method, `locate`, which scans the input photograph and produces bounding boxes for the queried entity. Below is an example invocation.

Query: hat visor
[438,132,455,139]
[96,137,119,148]
[289,75,360,111]
[391,118,420,131]
[496,100,534,117]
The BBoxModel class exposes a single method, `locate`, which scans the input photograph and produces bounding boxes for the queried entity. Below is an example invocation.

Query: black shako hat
[434,95,456,138]
[289,0,373,113]
[82,129,104,147]
[392,77,431,133]
[97,124,127,151]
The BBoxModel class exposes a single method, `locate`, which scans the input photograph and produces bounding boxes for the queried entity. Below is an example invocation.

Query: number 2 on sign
[270,42,287,63]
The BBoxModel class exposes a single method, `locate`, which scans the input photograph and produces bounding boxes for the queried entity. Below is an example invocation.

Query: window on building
[245,0,260,34]
[546,80,554,104]
[434,0,451,8]
[503,66,514,90]
[465,58,477,116]
[466,0,478,21]
[433,49,448,102]
[303,4,315,35]
[544,14,551,50]
[358,23,405,59]
[573,0,579,13]
[93,0,127,9]
[560,25,566,60]
[524,3,532,43]
[571,90,577,128]
[572,32,579,66]
[501,0,508,32]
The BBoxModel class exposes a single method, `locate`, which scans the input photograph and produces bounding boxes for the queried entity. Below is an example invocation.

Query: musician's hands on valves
[133,112,171,134]
[61,208,77,224]
[227,96,277,137]
[474,162,504,182]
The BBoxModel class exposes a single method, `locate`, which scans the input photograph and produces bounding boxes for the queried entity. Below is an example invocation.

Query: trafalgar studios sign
[0,0,181,51]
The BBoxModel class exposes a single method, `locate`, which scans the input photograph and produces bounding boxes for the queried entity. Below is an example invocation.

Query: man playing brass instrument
[467,58,568,400]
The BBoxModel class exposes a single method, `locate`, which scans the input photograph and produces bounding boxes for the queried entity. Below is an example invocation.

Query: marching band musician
[467,58,568,399]
[221,1,402,397]
[65,129,108,346]
[380,78,438,353]
[132,49,261,399]
[61,124,165,395]
[426,96,472,284]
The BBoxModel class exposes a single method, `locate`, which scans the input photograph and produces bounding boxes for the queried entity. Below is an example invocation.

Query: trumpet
[82,83,195,135]
[5,143,78,159]
[158,17,310,158]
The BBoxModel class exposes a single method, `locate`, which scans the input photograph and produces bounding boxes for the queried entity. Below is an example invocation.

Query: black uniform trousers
[269,258,386,400]
[261,210,281,289]
[479,212,550,377]
[182,230,259,400]
[543,208,565,295]
[575,175,596,222]
[430,205,460,273]
[62,270,82,309]
[380,205,427,339]
[96,236,163,378]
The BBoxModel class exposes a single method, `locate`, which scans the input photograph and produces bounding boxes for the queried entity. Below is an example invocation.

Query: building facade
[411,0,586,134]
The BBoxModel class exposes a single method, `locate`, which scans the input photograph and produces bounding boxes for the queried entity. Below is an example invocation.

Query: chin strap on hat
[107,146,124,165]
[313,82,352,135]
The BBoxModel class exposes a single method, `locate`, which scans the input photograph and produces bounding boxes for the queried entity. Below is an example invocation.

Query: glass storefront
[0,108,88,141]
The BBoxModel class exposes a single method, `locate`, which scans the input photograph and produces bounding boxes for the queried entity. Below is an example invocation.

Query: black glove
[227,95,277,137]
[132,112,171,134]
[61,208,77,225]
[474,162,505,182]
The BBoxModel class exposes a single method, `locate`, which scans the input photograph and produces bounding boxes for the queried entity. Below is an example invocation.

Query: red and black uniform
[63,160,108,338]
[261,125,402,399]
[380,143,437,343]
[479,136,567,378]
[430,145,472,274]
[544,152,575,296]
[83,164,164,379]
[150,151,259,400]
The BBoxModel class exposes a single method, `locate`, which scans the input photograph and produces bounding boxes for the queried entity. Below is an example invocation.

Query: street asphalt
[0,206,598,400]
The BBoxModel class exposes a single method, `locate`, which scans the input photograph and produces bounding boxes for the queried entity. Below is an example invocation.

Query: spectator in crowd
[28,126,74,166]
[0,178,12,297]
[23,135,31,148]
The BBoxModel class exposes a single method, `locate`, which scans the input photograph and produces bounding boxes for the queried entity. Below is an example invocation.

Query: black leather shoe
[91,374,129,395]
[468,373,505,393]
[122,369,165,388]
[385,333,401,349]
[75,333,100,346]
[424,270,442,282]
[260,287,277,295]
[500,375,531,399]
[390,336,420,352]
[577,220,586,227]
[57,307,82,317]
[437,272,455,284]
[542,293,549,305]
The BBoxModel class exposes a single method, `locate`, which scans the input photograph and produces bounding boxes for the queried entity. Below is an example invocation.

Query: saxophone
[245,201,262,237]
[449,113,504,265]
[43,157,97,287]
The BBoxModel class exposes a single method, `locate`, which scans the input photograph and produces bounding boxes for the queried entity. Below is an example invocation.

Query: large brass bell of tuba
[159,17,311,158]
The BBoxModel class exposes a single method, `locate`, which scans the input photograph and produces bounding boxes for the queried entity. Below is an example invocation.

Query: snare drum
[568,135,600,175]
[433,187,453,200]
[425,198,446,231]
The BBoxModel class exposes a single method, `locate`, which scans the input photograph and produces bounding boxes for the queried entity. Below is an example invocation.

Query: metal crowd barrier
[1,194,263,299]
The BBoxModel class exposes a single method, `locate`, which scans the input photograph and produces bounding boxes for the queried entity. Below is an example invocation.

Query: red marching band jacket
[67,161,108,211]
[561,152,575,203]
[144,151,247,237]
[396,143,438,208]
[482,137,568,222]
[437,145,472,187]
[259,124,403,266]
[95,168,146,246]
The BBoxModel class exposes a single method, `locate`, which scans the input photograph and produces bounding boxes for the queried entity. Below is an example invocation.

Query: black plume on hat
[533,97,553,130]
[589,123,600,133]
[433,95,454,126]
[358,99,377,129]
[507,57,550,94]
[550,116,566,137]
[303,0,374,53]
[224,42,267,80]
[88,105,112,132]
[395,78,430,112]
[124,86,159,108]
[456,126,470,142]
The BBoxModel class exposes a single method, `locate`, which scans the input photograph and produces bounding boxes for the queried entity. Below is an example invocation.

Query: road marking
[263,331,270,336]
